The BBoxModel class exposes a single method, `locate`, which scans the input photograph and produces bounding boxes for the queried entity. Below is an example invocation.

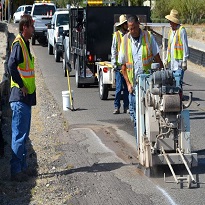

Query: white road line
[156,185,178,205]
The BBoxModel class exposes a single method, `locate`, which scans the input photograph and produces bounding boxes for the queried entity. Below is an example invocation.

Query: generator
[136,64,198,187]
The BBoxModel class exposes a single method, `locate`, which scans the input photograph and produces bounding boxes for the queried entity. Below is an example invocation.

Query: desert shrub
[186,27,196,38]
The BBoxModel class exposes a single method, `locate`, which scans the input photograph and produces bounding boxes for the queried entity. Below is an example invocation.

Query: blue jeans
[10,102,31,175]
[129,93,135,122]
[129,93,137,144]
[114,71,129,110]
[173,69,184,89]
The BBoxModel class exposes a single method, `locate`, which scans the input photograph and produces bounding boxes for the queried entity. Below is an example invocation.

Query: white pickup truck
[47,9,69,62]
[31,2,56,45]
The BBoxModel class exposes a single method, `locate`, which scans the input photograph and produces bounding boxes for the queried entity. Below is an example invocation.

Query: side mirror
[63,29,69,37]
[47,23,51,29]
[58,26,64,36]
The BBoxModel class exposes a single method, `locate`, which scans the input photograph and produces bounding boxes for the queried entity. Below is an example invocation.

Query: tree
[152,0,205,24]
[151,0,170,22]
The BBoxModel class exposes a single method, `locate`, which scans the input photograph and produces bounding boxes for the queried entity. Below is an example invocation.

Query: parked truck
[47,8,69,62]
[31,1,56,45]
[62,5,151,97]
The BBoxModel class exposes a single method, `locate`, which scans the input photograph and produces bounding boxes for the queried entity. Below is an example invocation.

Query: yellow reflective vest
[11,34,36,94]
[113,30,123,65]
[120,30,153,86]
[167,26,184,62]
[113,30,123,52]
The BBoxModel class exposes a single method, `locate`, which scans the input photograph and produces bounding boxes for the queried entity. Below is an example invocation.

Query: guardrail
[189,47,205,67]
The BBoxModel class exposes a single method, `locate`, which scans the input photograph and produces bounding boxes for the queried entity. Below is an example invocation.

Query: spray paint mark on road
[156,185,177,205]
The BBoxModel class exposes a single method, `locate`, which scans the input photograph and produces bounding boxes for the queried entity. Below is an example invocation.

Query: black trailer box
[70,6,151,61]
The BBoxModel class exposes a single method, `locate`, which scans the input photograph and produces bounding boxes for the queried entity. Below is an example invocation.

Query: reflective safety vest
[167,26,184,62]
[114,30,123,52]
[121,30,153,86]
[11,34,35,94]
[113,30,123,65]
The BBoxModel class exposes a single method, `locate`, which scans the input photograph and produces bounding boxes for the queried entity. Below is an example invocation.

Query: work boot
[124,107,129,114]
[11,172,29,182]
[23,168,38,177]
[113,108,120,114]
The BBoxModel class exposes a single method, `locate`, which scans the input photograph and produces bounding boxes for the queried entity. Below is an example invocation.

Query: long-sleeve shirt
[8,35,36,106]
[166,25,189,71]
[111,30,125,67]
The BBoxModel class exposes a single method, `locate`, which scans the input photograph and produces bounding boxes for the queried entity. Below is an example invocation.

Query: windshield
[33,4,55,16]
[56,14,69,26]
[25,6,32,14]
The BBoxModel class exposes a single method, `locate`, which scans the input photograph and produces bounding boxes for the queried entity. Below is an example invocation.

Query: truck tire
[99,71,109,100]
[48,42,53,55]
[75,58,82,88]
[31,36,35,45]
[63,52,67,77]
[54,44,60,62]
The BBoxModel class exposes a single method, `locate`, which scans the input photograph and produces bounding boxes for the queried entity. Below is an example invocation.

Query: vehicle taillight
[103,67,108,73]
[88,54,94,62]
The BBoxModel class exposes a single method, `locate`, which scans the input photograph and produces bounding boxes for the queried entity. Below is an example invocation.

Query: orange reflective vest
[120,30,153,86]
[167,26,184,62]
[11,34,36,94]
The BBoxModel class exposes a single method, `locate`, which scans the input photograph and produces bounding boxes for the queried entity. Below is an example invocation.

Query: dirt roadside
[0,22,76,204]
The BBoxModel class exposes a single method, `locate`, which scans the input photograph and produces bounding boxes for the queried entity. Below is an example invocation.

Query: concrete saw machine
[136,63,198,187]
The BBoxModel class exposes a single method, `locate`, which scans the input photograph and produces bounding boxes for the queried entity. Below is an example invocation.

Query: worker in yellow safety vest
[118,15,163,142]
[111,14,129,115]
[8,14,36,182]
[164,9,189,86]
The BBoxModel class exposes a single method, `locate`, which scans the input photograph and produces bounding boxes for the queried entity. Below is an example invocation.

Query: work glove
[164,59,168,69]
[113,64,118,71]
[182,61,187,71]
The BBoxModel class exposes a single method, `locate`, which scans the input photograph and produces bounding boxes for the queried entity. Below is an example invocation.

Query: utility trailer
[66,6,151,90]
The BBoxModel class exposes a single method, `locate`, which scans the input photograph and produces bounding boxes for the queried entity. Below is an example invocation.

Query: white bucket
[62,90,74,111]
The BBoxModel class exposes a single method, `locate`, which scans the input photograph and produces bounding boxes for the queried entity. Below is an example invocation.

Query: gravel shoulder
[0,23,76,204]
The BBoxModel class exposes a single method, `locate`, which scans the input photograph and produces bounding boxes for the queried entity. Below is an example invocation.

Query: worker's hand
[182,61,187,71]
[127,83,133,94]
[113,64,117,71]
[20,86,28,97]
[164,59,168,69]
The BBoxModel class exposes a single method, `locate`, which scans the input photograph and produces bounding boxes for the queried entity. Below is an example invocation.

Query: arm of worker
[151,34,164,69]
[118,42,133,94]
[121,64,133,94]
[181,27,189,71]
[181,27,189,61]
[111,33,118,67]
[8,43,28,96]
[154,53,164,69]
